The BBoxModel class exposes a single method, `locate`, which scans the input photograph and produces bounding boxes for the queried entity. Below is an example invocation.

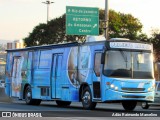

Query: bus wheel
[25,86,41,105]
[81,86,97,110]
[141,102,149,109]
[25,86,33,105]
[122,101,137,111]
[56,101,71,107]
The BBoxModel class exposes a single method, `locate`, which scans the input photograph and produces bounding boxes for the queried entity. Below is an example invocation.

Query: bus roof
[6,39,152,52]
[6,41,106,52]
[6,42,79,52]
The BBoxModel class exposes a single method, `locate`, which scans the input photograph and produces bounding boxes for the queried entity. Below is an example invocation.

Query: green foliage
[150,29,160,61]
[24,9,144,47]
[24,14,84,47]
[24,23,48,46]
[99,9,143,40]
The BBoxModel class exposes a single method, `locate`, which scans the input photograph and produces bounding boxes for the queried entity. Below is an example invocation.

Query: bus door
[11,56,23,97]
[93,51,102,99]
[51,54,63,99]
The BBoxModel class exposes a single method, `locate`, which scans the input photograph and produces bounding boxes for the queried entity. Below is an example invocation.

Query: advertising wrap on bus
[5,38,155,111]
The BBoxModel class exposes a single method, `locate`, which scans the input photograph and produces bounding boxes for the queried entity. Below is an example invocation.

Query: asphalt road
[0,99,160,120]
[0,87,160,119]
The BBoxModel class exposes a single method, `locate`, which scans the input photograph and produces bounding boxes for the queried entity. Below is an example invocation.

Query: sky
[0,0,160,41]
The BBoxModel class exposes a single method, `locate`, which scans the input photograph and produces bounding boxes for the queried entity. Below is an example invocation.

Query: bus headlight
[148,88,151,92]
[115,87,118,91]
[110,84,114,88]
[148,85,155,92]
[110,84,118,91]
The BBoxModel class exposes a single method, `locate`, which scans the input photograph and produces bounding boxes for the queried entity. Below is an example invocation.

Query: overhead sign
[66,6,99,35]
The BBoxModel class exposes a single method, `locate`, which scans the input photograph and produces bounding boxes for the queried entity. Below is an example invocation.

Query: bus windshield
[103,50,154,79]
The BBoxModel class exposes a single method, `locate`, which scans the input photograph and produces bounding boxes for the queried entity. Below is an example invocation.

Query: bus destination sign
[109,42,152,51]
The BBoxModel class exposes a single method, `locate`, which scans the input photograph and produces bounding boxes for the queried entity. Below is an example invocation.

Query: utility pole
[105,0,109,40]
[42,0,54,23]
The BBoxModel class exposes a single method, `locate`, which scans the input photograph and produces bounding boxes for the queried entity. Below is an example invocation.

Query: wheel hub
[26,90,31,102]
[27,92,31,98]
[142,102,146,107]
[82,91,90,104]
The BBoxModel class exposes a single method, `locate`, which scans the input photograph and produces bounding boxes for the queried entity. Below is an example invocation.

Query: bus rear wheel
[56,101,71,107]
[122,101,137,111]
[81,86,97,110]
[25,86,41,105]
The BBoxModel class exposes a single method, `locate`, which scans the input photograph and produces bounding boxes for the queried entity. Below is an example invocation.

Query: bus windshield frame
[103,49,154,79]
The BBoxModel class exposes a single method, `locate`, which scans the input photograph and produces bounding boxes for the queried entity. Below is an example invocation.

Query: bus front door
[51,54,63,99]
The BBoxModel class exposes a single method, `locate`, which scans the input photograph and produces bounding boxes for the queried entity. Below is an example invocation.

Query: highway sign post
[66,6,99,35]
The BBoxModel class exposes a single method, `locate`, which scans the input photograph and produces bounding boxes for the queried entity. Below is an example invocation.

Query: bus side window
[94,53,102,77]
[56,55,62,77]
[27,52,32,70]
[39,50,52,69]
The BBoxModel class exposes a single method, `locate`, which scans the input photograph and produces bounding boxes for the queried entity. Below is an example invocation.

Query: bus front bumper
[103,89,154,102]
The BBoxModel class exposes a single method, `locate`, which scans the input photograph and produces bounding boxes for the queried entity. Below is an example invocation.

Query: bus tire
[141,102,149,109]
[122,101,137,111]
[81,86,97,110]
[25,86,41,105]
[56,101,71,107]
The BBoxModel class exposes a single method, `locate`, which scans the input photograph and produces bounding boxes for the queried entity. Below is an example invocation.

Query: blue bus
[5,37,155,111]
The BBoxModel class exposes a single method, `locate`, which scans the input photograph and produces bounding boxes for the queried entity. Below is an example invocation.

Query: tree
[99,9,143,40]
[24,23,49,46]
[150,29,160,61]
[24,10,144,47]
[24,14,84,47]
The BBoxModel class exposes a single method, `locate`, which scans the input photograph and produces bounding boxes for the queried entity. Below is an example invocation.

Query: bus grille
[122,95,145,98]
[121,88,145,92]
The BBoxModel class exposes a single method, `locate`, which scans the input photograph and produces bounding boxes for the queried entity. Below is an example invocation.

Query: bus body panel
[101,76,154,102]
[5,41,155,105]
